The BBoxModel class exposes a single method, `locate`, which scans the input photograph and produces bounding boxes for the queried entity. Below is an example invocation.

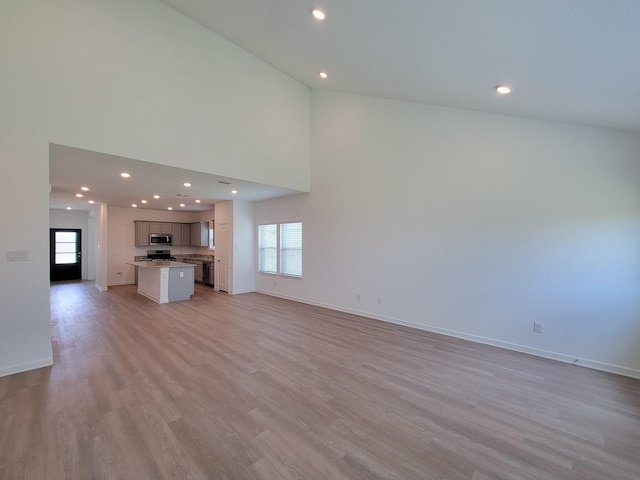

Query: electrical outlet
[533,322,543,334]
[377,297,382,305]
[116,271,122,277]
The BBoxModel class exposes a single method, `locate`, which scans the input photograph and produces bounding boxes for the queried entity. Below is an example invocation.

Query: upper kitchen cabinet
[181,223,191,246]
[135,221,207,247]
[149,222,172,235]
[191,221,209,247]
[135,221,195,246]
[135,221,150,246]
[171,223,192,246]
[171,223,183,246]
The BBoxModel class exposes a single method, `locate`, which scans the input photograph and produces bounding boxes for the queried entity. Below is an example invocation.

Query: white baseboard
[229,288,255,295]
[0,357,53,378]
[256,289,640,380]
[106,280,134,287]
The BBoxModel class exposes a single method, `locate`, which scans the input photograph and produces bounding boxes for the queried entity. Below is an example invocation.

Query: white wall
[95,203,108,292]
[212,200,255,294]
[0,0,309,376]
[88,211,97,280]
[231,200,256,294]
[214,200,256,294]
[256,90,640,378]
[49,209,91,280]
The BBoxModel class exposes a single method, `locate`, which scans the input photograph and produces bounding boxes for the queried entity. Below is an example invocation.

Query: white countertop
[128,261,196,268]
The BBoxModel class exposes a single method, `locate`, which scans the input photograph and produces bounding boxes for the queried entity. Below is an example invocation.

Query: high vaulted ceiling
[50,0,640,212]
[161,0,640,133]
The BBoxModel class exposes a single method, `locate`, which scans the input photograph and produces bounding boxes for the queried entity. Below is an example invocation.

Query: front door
[50,229,82,281]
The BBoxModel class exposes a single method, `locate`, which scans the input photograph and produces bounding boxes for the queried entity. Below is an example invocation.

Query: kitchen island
[127,261,195,303]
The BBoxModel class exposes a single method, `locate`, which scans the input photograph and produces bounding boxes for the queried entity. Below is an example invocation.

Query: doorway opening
[50,229,82,281]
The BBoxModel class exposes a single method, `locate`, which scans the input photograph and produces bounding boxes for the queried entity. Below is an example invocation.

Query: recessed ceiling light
[183,182,192,187]
[131,203,138,208]
[120,172,131,178]
[80,186,90,191]
[141,199,148,204]
[179,203,186,207]
[153,194,160,199]
[195,199,201,203]
[66,207,72,210]
[75,193,84,198]
[496,85,511,95]
[230,189,238,195]
[88,200,95,204]
[312,8,326,20]
[319,71,328,79]
[167,207,173,211]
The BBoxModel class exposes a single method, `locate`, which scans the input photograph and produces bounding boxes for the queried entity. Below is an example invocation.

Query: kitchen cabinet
[128,261,195,303]
[171,223,192,246]
[149,222,172,235]
[170,223,181,246]
[181,223,191,246]
[135,221,150,246]
[190,221,209,247]
[177,257,214,286]
[134,221,201,246]
[193,260,204,283]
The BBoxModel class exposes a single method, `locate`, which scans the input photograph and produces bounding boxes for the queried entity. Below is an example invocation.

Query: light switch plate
[7,250,29,262]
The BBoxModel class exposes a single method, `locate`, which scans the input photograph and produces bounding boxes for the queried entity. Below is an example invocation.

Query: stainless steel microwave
[149,233,172,245]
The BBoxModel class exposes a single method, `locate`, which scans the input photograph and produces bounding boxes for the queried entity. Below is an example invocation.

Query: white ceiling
[49,145,300,212]
[51,0,640,212]
[161,0,640,133]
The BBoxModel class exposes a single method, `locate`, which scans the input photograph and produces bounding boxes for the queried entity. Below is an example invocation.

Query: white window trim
[258,223,278,274]
[257,222,302,278]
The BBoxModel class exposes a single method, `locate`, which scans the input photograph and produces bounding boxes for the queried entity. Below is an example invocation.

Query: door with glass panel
[50,229,81,281]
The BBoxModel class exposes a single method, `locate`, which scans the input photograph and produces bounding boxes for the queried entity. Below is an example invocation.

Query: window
[54,231,79,264]
[280,222,302,276]
[258,222,302,277]
[258,224,278,273]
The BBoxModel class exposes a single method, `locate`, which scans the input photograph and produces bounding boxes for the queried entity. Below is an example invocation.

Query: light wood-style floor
[1,282,639,479]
